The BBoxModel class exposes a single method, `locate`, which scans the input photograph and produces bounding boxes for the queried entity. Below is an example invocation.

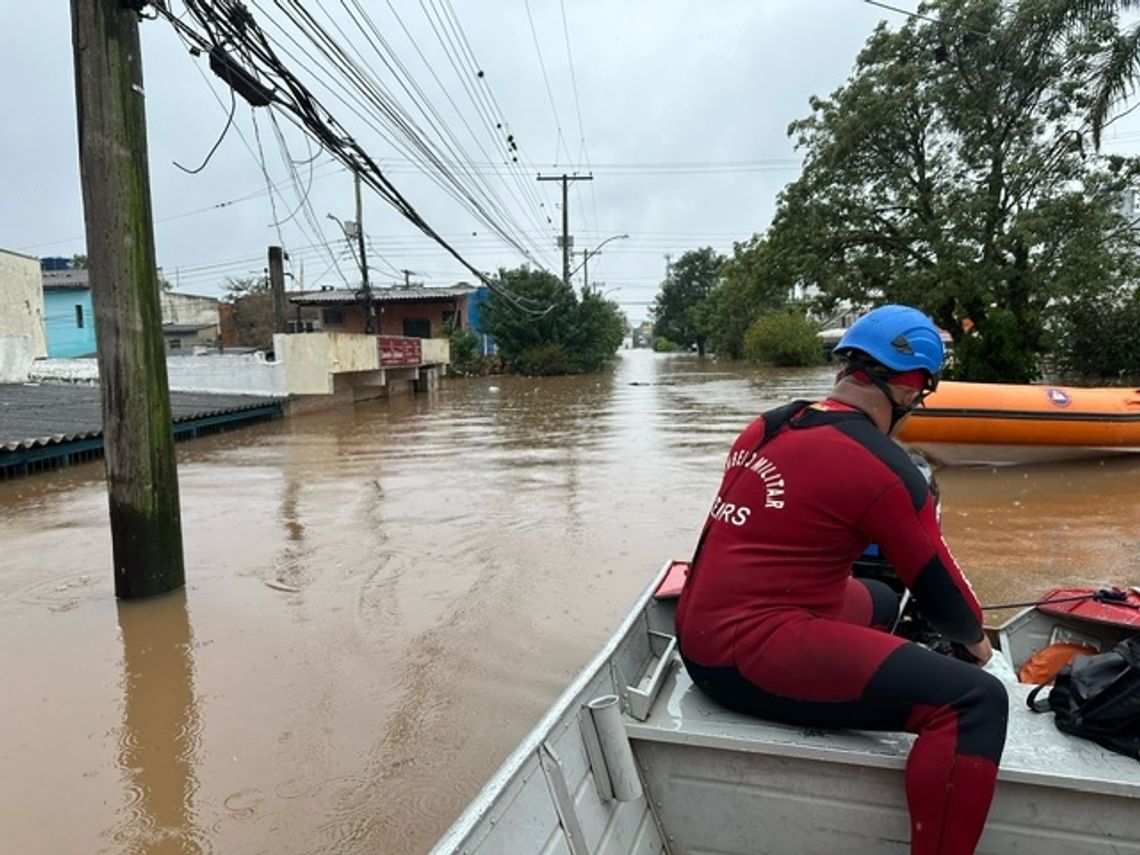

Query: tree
[1052,283,1140,381]
[221,276,276,349]
[767,0,1140,382]
[1037,1,1140,148]
[568,287,627,372]
[650,247,724,356]
[704,237,790,359]
[70,253,89,269]
[479,267,625,375]
[743,310,824,367]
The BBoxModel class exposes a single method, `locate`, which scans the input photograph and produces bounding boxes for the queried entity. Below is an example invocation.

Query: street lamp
[327,212,375,333]
[570,233,629,291]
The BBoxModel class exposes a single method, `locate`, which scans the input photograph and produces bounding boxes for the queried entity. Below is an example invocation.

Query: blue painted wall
[467,286,497,355]
[43,288,97,357]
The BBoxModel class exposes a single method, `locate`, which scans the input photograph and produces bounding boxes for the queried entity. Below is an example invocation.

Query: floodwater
[1,349,1138,855]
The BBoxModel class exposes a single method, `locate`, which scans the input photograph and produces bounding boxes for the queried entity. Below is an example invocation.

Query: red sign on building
[378,336,422,366]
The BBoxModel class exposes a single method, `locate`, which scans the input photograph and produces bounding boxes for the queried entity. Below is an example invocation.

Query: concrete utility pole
[402,269,413,288]
[537,173,593,288]
[268,246,287,334]
[354,172,375,333]
[71,0,185,599]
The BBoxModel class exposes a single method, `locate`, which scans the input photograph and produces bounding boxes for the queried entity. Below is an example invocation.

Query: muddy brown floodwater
[2,349,1138,854]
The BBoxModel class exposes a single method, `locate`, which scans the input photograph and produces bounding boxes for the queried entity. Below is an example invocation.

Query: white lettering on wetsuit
[709,495,752,526]
[723,448,787,509]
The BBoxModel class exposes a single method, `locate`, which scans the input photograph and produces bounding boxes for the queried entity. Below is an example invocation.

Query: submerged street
[2,348,1139,854]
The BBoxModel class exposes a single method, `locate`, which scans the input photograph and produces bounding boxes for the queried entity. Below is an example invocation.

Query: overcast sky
[5,2,1139,324]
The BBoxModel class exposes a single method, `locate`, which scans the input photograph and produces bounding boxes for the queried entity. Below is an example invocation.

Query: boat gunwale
[909,409,1140,423]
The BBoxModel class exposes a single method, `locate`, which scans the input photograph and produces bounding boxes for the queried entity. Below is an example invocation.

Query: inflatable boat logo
[1046,388,1071,408]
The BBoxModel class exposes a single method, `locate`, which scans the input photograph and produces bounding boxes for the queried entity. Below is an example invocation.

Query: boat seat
[624,652,1140,799]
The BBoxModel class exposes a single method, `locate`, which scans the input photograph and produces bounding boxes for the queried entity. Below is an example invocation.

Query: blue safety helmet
[833,305,945,380]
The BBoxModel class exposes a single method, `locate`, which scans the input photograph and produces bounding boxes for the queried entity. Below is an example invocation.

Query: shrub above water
[742,311,823,367]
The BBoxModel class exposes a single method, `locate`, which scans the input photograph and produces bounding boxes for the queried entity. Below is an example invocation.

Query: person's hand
[964,635,993,667]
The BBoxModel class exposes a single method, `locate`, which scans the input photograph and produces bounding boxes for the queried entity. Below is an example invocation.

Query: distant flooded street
[2,348,1139,854]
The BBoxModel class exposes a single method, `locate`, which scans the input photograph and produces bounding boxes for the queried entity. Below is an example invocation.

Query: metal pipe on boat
[586,695,643,802]
[891,589,912,635]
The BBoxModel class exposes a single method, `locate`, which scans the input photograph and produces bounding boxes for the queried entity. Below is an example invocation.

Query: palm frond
[1091,22,1140,147]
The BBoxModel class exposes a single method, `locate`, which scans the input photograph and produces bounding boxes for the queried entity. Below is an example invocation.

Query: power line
[522,0,572,166]
[270,0,555,272]
[153,1,557,316]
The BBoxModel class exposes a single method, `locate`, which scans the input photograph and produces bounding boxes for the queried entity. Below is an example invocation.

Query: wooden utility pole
[537,173,593,288]
[268,246,287,334]
[354,172,375,333]
[72,0,185,598]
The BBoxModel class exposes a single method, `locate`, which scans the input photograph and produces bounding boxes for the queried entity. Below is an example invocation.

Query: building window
[442,309,458,331]
[322,308,344,325]
[75,305,84,328]
[403,317,432,338]
[169,339,182,350]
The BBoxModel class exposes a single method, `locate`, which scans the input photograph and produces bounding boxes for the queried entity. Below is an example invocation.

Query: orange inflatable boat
[897,381,1140,465]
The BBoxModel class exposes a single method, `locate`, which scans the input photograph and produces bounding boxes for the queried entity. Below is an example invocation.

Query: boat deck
[624,658,1140,854]
[628,660,1140,797]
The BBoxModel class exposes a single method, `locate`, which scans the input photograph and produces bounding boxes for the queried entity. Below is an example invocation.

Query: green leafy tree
[743,310,825,367]
[568,287,626,372]
[650,247,724,356]
[704,237,790,359]
[1053,284,1140,381]
[479,267,625,375]
[767,0,1140,382]
[221,276,275,349]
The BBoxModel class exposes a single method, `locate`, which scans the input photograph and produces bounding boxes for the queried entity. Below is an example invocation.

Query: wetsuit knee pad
[872,645,1008,763]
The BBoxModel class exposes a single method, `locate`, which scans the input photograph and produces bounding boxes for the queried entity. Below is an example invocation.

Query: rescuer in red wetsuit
[675,305,1008,855]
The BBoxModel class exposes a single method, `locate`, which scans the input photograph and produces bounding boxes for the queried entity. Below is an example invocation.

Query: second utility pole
[354,172,375,333]
[537,173,592,288]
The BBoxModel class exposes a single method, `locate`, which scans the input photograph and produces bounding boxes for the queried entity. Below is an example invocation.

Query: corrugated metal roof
[43,270,91,291]
[0,384,281,452]
[291,284,474,305]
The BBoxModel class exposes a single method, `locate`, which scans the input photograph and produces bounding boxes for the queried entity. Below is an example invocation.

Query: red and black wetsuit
[675,400,1008,855]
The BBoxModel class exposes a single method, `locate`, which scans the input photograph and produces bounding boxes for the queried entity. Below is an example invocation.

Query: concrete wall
[0,249,48,359]
[0,335,35,383]
[29,358,100,385]
[160,291,220,327]
[28,352,286,397]
[24,332,444,399]
[166,352,285,396]
[420,337,450,364]
[274,332,382,395]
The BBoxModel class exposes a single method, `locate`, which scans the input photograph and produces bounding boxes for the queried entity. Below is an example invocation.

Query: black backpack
[1027,636,1140,760]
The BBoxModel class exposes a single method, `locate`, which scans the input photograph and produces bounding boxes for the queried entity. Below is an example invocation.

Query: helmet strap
[868,374,915,433]
[840,358,922,432]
